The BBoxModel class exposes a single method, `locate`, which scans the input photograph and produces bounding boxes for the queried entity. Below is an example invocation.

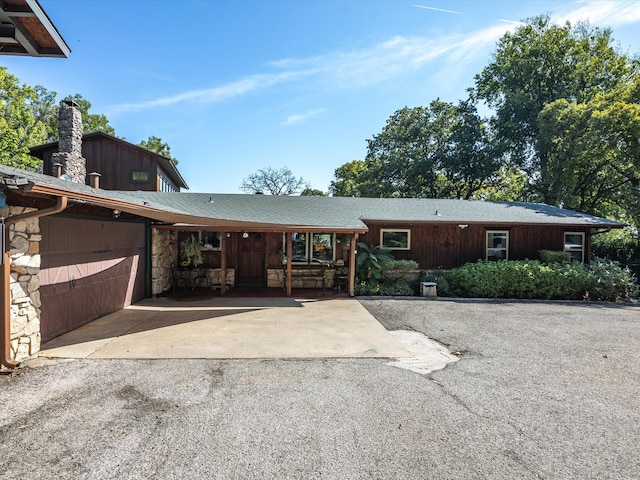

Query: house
[0,103,625,368]
[29,128,188,193]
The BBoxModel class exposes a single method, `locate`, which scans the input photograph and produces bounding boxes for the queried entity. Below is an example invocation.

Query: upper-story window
[159,174,177,192]
[486,230,509,261]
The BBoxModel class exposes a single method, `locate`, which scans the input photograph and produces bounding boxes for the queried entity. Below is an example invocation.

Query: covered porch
[151,225,364,298]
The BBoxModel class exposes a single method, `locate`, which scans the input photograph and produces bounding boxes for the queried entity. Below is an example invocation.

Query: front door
[237,232,265,288]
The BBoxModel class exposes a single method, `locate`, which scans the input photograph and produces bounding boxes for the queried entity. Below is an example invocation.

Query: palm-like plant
[356,242,394,282]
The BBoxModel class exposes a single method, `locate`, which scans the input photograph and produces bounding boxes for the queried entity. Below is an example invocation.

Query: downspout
[1,196,68,369]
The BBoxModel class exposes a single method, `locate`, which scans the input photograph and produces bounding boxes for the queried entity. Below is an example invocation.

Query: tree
[240,166,307,195]
[300,187,325,196]
[138,135,178,164]
[328,160,368,196]
[471,15,637,204]
[537,80,640,225]
[0,66,52,170]
[331,100,499,198]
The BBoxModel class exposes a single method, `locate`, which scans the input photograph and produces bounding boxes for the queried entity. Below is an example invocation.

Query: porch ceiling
[0,0,69,57]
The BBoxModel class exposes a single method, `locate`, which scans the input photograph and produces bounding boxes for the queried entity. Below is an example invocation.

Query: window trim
[486,230,509,261]
[380,228,411,251]
[564,231,585,263]
[284,232,335,265]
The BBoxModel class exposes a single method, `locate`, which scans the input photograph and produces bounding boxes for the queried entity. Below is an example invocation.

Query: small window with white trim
[564,232,585,262]
[486,231,509,261]
[380,229,411,250]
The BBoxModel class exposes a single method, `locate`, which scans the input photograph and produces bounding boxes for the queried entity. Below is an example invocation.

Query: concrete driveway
[39,296,412,360]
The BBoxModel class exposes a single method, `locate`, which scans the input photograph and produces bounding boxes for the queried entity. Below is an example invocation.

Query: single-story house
[0,104,625,368]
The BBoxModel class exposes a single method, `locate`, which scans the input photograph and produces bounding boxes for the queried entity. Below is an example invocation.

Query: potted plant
[179,234,203,267]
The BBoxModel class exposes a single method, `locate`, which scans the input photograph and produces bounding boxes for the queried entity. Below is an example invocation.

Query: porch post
[286,232,292,296]
[220,231,227,295]
[348,233,359,297]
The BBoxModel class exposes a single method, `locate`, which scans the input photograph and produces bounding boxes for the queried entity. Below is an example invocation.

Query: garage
[39,217,147,343]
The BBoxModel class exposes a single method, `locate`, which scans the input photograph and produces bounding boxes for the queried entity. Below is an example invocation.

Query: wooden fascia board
[361,219,625,228]
[155,223,368,234]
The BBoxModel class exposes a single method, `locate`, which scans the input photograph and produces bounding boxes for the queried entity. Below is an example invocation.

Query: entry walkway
[39,297,412,360]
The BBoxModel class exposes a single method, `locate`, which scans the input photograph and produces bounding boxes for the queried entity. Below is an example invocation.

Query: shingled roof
[0,165,625,231]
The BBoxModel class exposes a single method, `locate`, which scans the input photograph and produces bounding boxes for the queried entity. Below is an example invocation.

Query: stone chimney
[51,100,86,184]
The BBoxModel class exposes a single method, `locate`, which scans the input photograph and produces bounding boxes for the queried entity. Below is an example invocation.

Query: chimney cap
[62,99,80,108]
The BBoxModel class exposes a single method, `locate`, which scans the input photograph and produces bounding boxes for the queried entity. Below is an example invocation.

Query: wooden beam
[220,231,227,295]
[348,233,359,297]
[286,233,292,296]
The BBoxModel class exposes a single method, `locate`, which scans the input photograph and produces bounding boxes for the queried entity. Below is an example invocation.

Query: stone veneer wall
[2,206,42,362]
[267,268,336,289]
[51,102,86,184]
[151,229,178,295]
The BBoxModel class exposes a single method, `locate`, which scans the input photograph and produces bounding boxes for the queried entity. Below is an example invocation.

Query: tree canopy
[470,15,637,205]
[138,135,178,164]
[332,100,499,199]
[330,15,640,227]
[240,166,308,195]
[0,66,174,172]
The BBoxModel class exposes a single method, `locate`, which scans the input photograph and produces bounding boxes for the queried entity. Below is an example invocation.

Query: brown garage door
[39,217,147,343]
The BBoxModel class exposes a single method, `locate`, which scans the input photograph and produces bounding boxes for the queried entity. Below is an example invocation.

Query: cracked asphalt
[1,298,639,479]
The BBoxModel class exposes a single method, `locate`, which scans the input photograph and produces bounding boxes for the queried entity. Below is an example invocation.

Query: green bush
[389,259,419,271]
[447,259,638,301]
[587,257,639,301]
[539,250,571,264]
[354,281,381,296]
[379,279,414,296]
[447,260,592,300]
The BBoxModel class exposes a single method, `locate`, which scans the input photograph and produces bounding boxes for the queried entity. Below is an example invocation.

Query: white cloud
[108,70,313,114]
[107,1,640,115]
[281,108,326,126]
[554,0,640,27]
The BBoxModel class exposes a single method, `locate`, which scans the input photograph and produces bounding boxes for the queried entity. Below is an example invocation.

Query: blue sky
[3,1,640,193]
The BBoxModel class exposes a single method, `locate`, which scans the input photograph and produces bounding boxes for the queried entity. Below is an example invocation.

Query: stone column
[51,101,86,184]
[1,206,42,361]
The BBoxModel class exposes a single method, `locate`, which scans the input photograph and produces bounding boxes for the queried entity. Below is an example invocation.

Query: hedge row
[442,258,638,301]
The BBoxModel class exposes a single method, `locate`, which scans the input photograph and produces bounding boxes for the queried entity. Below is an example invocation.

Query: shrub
[354,281,381,296]
[379,279,414,296]
[587,257,639,301]
[447,260,592,300]
[389,259,419,271]
[539,250,571,264]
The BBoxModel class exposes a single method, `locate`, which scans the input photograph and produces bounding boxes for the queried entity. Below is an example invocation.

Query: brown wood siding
[39,217,147,343]
[40,137,180,192]
[360,223,589,269]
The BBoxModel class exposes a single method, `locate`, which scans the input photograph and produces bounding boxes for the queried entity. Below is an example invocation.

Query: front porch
[151,226,363,298]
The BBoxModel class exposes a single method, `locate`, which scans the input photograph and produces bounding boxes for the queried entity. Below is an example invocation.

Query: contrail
[412,4,461,14]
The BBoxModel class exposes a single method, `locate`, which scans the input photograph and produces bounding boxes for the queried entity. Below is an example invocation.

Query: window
[159,174,177,192]
[285,232,335,264]
[200,232,221,250]
[564,232,585,262]
[486,231,509,261]
[380,229,411,250]
[178,231,221,251]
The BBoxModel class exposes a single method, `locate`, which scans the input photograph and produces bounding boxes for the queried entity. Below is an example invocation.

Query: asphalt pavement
[1,298,638,479]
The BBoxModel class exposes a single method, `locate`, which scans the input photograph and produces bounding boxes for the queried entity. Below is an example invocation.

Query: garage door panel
[39,217,147,343]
